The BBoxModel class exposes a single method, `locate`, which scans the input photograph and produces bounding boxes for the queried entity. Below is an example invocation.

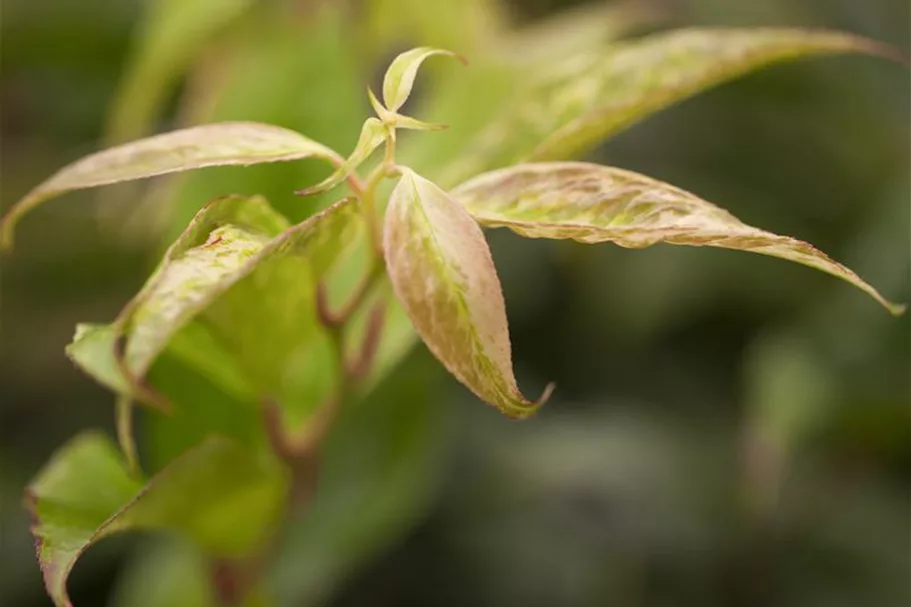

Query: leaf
[1,122,340,248]
[120,195,363,428]
[381,47,462,113]
[384,169,552,418]
[368,89,448,132]
[296,118,387,197]
[452,162,905,315]
[66,324,131,395]
[452,28,901,177]
[119,195,288,379]
[26,432,287,607]
[107,4,366,239]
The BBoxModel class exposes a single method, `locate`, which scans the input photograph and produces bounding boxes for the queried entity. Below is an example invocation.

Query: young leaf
[382,47,462,112]
[453,162,905,315]
[368,88,449,132]
[453,28,901,175]
[1,122,341,248]
[384,169,552,418]
[26,432,287,607]
[296,118,387,197]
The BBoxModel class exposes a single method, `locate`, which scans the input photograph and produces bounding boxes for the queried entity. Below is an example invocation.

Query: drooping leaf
[26,432,287,607]
[105,0,255,144]
[381,47,462,113]
[453,162,905,315]
[449,28,901,179]
[384,169,552,418]
[106,4,365,239]
[1,122,340,247]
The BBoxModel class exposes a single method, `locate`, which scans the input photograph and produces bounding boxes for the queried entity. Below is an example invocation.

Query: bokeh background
[1,1,909,606]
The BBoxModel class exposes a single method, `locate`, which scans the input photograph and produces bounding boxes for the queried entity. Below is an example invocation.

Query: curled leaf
[26,432,287,607]
[381,47,463,112]
[384,169,552,418]
[2,122,341,248]
[453,162,905,315]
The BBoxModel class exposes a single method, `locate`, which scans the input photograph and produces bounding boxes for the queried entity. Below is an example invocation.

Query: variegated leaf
[26,432,286,607]
[384,169,552,418]
[382,47,462,112]
[451,28,900,178]
[114,195,361,417]
[453,162,905,315]
[118,195,289,380]
[1,122,341,248]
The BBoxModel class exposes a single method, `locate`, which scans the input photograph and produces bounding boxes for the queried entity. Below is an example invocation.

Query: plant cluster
[4,29,904,607]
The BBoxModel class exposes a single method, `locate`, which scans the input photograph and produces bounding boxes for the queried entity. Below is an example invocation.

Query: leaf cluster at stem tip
[10,31,909,607]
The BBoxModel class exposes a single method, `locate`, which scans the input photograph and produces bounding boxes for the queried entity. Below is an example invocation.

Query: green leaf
[109,538,216,607]
[105,0,255,144]
[296,118,387,197]
[453,28,901,175]
[1,122,340,248]
[368,88,449,132]
[66,324,131,395]
[381,47,462,113]
[121,195,362,426]
[119,195,288,381]
[453,162,905,315]
[384,169,552,418]
[26,432,287,607]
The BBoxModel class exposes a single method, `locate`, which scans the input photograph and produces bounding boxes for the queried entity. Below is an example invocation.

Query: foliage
[2,3,906,606]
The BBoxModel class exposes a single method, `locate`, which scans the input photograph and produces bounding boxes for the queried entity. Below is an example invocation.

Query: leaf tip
[886,301,907,317]
[538,381,557,406]
[0,212,18,252]
[502,382,556,420]
[452,51,469,66]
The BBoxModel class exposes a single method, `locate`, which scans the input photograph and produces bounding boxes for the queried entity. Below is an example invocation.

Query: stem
[223,122,399,606]
[115,395,140,477]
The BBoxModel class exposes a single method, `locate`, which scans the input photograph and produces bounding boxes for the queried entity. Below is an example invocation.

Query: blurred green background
[1,1,908,606]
